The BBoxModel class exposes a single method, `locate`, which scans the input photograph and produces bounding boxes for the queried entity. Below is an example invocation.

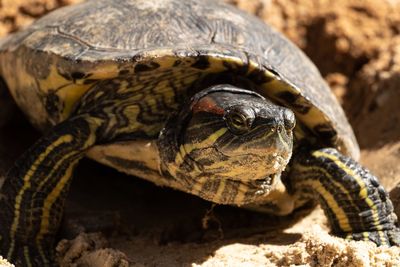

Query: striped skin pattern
[0,115,100,266]
[289,148,400,246]
[159,86,295,205]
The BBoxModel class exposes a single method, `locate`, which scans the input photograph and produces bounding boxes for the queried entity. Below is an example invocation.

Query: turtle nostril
[283,109,296,131]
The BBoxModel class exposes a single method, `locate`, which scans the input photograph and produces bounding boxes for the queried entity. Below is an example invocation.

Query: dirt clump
[56,233,129,267]
[267,225,400,267]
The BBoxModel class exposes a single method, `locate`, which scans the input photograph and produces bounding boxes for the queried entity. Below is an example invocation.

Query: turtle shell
[0,0,359,159]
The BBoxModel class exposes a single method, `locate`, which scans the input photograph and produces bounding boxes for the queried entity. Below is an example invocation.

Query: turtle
[0,0,399,266]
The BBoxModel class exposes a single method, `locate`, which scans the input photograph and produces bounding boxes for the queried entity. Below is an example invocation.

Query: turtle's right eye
[225,106,255,135]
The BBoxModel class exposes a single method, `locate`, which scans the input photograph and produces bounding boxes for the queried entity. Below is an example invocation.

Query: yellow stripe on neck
[175,128,228,167]
[183,128,228,155]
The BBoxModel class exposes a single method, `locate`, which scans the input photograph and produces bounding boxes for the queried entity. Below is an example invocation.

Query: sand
[0,0,400,266]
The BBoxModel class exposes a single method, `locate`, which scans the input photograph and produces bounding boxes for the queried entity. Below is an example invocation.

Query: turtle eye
[225,107,254,134]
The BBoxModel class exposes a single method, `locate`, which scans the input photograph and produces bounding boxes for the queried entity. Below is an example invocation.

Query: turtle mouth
[247,173,278,196]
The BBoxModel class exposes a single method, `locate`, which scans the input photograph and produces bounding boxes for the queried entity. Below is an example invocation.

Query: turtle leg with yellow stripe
[288,147,400,245]
[0,115,100,265]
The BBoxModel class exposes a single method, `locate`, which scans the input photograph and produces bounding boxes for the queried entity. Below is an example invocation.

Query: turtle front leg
[0,115,100,266]
[288,148,400,246]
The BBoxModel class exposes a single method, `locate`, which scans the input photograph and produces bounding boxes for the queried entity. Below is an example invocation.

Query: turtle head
[159,84,295,205]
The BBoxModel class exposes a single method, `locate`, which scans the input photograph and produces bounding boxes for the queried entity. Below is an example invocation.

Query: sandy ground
[1,0,400,266]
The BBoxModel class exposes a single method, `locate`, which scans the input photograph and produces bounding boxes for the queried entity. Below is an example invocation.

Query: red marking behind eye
[191,96,225,115]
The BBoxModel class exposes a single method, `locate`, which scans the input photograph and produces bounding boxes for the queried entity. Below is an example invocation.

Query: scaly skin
[0,115,100,266]
[289,147,400,246]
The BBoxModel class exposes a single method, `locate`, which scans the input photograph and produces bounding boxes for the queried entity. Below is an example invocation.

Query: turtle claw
[346,228,400,246]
